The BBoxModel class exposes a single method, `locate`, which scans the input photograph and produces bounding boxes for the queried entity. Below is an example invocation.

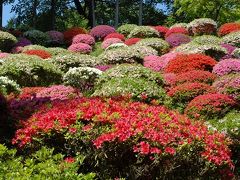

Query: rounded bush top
[0,31,17,52]
[128,26,159,38]
[117,24,138,36]
[23,30,50,46]
[90,25,116,40]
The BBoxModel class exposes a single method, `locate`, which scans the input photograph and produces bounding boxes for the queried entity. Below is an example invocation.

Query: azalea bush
[0,31,17,52]
[222,31,240,47]
[117,24,138,36]
[124,38,141,46]
[165,33,191,47]
[63,27,87,44]
[129,44,158,59]
[51,53,101,72]
[212,58,240,76]
[12,97,234,179]
[46,30,64,46]
[232,48,240,58]
[90,25,115,40]
[0,54,62,87]
[68,43,92,54]
[101,38,123,49]
[165,54,217,74]
[165,27,188,37]
[23,49,52,59]
[185,93,236,120]
[128,26,159,38]
[154,26,169,37]
[0,76,20,95]
[104,32,125,41]
[23,30,50,46]
[72,34,95,46]
[191,35,221,45]
[218,23,240,37]
[63,67,102,91]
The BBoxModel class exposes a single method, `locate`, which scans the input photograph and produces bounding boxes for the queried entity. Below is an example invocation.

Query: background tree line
[1,0,240,31]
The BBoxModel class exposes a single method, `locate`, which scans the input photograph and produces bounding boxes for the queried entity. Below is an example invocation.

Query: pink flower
[68,43,92,54]
[165,147,176,155]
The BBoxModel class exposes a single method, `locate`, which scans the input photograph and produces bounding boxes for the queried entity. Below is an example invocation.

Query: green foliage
[192,35,222,45]
[51,53,102,72]
[129,44,158,59]
[90,42,104,57]
[117,24,138,36]
[128,26,160,38]
[23,30,50,46]
[46,47,70,57]
[0,31,17,52]
[0,144,96,179]
[0,76,21,95]
[0,54,63,87]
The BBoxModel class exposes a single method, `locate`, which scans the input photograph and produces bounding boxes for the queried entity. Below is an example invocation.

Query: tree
[173,0,240,24]
[115,0,119,28]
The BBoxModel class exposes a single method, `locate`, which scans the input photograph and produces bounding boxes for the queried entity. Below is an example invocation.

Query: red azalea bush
[23,49,52,59]
[170,70,217,86]
[72,34,95,46]
[104,33,125,41]
[124,38,141,46]
[168,82,215,110]
[218,23,240,37]
[185,93,236,120]
[154,26,169,38]
[165,54,217,74]
[12,97,234,179]
[63,27,88,44]
[68,43,92,54]
[165,27,189,37]
[90,25,116,40]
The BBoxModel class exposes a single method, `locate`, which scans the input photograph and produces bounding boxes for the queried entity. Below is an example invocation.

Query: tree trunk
[32,0,38,28]
[73,0,86,18]
[50,0,56,30]
[91,0,96,27]
[115,0,119,28]
[0,0,3,28]
[139,0,143,25]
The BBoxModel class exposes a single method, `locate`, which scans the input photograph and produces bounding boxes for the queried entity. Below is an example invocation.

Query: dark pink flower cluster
[68,42,92,54]
[90,25,116,40]
[72,34,95,46]
[104,33,125,41]
[101,38,123,49]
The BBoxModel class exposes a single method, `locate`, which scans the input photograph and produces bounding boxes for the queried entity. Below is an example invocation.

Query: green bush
[47,47,71,57]
[192,35,222,45]
[0,31,17,52]
[63,67,102,91]
[117,24,138,36]
[0,144,96,179]
[23,30,50,46]
[222,31,240,47]
[0,54,62,87]
[136,38,170,55]
[128,26,160,38]
[51,53,102,72]
[129,44,158,59]
[0,76,20,95]
[93,77,166,102]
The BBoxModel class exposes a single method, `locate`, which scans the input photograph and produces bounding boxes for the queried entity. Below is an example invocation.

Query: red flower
[218,22,240,36]
[64,27,88,44]
[165,27,189,37]
[23,50,52,59]
[165,147,176,155]
[64,157,75,163]
[124,38,141,46]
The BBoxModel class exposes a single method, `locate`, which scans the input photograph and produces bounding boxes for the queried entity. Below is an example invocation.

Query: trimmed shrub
[221,44,237,59]
[22,45,48,52]
[117,24,138,36]
[0,53,9,59]
[46,47,70,57]
[170,23,188,29]
[212,73,240,101]
[36,85,81,101]
[12,97,234,179]
[101,38,123,49]
[170,70,216,86]
[128,26,159,38]
[72,34,95,46]
[173,43,227,60]
[165,27,188,37]
[188,18,217,36]
[124,38,141,46]
[63,27,87,44]
[23,49,52,59]
[93,77,166,102]
[191,35,221,45]
[168,82,215,110]
[51,53,101,72]
[46,30,64,45]
[68,43,92,54]
[129,44,158,59]
[0,54,62,86]
[95,65,112,72]
[63,67,102,91]
[105,43,127,51]
[0,76,20,95]
[14,37,32,47]
[90,25,116,40]
[23,30,50,46]
[165,54,217,74]
[165,33,191,47]
[0,31,17,52]
[96,64,164,86]
[136,38,170,55]
[185,93,236,120]
[218,23,240,37]
[143,52,179,72]
[212,58,240,76]
[222,31,240,47]
[232,48,240,58]
[104,33,125,41]
[154,26,169,38]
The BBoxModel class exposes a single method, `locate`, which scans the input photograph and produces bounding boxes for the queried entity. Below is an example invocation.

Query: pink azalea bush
[101,38,123,49]
[213,58,240,76]
[0,52,9,59]
[14,38,32,47]
[95,65,112,71]
[90,25,116,40]
[104,33,125,41]
[72,34,95,46]
[68,43,92,54]
[221,44,237,59]
[165,33,191,47]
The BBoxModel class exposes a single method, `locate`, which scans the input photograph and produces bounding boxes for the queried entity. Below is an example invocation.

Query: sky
[3,3,15,26]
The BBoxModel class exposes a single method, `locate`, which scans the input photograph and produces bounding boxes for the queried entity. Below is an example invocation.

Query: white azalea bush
[187,18,217,35]
[192,35,222,45]
[128,26,159,38]
[63,67,102,91]
[105,43,128,51]
[222,31,240,47]
[232,48,240,58]
[0,76,21,95]
[117,24,138,36]
[0,31,17,52]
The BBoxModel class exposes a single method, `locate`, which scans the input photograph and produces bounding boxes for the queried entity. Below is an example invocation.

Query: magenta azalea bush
[68,43,92,54]
[101,38,123,49]
[90,25,116,40]
[14,38,32,47]
[46,31,64,45]
[213,58,240,76]
[95,65,112,71]
[72,34,95,46]
[165,33,191,47]
[221,44,237,59]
